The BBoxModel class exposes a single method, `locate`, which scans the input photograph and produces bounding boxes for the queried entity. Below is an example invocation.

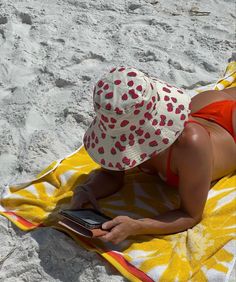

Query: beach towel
[0,60,236,282]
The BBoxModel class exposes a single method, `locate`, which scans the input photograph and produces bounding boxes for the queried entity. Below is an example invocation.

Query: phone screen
[61,209,111,227]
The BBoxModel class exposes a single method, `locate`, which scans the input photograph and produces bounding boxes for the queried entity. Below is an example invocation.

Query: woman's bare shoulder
[176,122,209,148]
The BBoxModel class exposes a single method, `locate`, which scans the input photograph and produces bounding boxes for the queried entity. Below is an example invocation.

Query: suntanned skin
[71,87,236,244]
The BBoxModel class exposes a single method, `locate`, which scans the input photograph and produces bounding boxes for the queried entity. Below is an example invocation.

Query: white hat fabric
[83,66,191,171]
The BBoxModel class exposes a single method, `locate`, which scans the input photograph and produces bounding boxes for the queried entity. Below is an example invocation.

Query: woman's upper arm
[176,125,213,222]
[100,167,125,185]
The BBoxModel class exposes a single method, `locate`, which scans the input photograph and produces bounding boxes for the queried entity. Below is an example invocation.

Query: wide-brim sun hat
[83,66,191,171]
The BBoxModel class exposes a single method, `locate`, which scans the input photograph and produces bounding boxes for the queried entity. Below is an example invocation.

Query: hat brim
[83,82,190,171]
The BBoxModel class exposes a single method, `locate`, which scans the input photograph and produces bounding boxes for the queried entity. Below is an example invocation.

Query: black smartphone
[59,209,112,229]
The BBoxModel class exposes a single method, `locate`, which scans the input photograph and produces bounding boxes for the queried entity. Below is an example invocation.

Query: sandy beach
[0,0,235,280]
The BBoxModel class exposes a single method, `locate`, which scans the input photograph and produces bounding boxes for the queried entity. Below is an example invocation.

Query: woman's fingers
[102,218,120,230]
[101,224,126,244]
[100,216,138,244]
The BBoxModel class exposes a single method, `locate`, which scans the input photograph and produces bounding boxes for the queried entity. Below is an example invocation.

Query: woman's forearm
[135,209,200,235]
[80,169,125,200]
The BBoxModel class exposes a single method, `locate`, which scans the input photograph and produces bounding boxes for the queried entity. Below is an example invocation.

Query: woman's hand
[70,185,100,210]
[100,216,140,244]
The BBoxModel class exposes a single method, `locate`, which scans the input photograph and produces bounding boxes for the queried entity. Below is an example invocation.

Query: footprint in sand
[55,78,76,88]
[136,50,159,62]
[19,12,32,25]
[0,16,8,25]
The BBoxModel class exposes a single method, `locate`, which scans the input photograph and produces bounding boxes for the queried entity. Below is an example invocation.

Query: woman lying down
[70,66,236,244]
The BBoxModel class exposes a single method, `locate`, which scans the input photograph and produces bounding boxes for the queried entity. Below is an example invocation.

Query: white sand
[0,0,235,280]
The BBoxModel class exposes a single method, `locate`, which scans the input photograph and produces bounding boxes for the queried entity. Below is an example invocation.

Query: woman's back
[138,88,236,183]
[189,88,236,180]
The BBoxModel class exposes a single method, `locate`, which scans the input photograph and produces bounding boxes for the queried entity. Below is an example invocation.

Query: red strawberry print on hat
[139,119,145,125]
[116,162,123,170]
[103,84,109,90]
[114,80,121,85]
[120,134,127,142]
[162,138,169,144]
[167,103,173,112]
[122,157,131,165]
[144,112,152,120]
[146,102,152,110]
[120,120,129,127]
[136,85,142,91]
[163,87,171,93]
[159,120,166,126]
[115,107,123,115]
[144,132,150,138]
[101,114,109,123]
[118,67,126,72]
[149,140,158,147]
[128,80,134,87]
[105,103,112,110]
[98,80,104,87]
[135,128,144,136]
[105,92,113,99]
[115,141,126,152]
[122,93,128,100]
[128,89,139,99]
[98,147,104,154]
[135,100,144,108]
[138,139,145,144]
[127,71,137,77]
[110,117,117,123]
[129,133,134,140]
[152,119,158,126]
[110,68,116,73]
[140,153,147,160]
[130,125,136,131]
[111,147,116,155]
[97,89,103,95]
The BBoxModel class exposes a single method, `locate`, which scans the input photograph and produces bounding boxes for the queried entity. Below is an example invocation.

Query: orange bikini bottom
[190,99,236,142]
